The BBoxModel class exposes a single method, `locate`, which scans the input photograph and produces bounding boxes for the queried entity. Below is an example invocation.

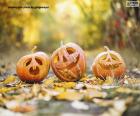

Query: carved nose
[107,58,111,62]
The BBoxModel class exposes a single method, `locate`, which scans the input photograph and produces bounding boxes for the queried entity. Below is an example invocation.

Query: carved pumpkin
[51,42,86,81]
[92,46,126,80]
[16,52,50,83]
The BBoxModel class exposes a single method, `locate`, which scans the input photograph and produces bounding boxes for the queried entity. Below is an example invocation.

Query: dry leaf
[11,104,35,113]
[0,87,18,93]
[93,98,114,107]
[54,82,76,89]
[43,78,55,87]
[82,89,107,100]
[6,101,36,113]
[86,77,104,85]
[71,101,89,110]
[103,76,114,85]
[31,84,41,97]
[116,87,140,94]
[80,76,89,82]
[75,83,85,89]
[56,91,83,101]
[2,75,17,85]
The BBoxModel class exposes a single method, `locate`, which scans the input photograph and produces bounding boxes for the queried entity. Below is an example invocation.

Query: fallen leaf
[103,76,114,85]
[11,104,35,113]
[93,98,114,107]
[86,77,104,85]
[54,82,76,89]
[82,89,107,100]
[75,83,85,89]
[43,78,55,87]
[6,101,36,113]
[31,84,41,97]
[56,91,83,101]
[116,87,140,94]
[79,76,89,82]
[71,101,89,110]
[2,75,17,85]
[0,87,18,93]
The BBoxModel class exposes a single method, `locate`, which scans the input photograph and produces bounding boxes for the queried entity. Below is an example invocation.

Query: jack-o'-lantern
[16,52,50,83]
[92,46,126,80]
[51,42,86,81]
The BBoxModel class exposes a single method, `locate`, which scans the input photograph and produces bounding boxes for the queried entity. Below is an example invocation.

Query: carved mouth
[99,60,122,69]
[29,67,40,75]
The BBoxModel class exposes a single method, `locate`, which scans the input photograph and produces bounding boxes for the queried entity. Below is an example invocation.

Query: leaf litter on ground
[0,74,139,115]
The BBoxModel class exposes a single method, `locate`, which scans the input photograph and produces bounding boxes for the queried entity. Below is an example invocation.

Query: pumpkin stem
[104,46,110,52]
[31,46,37,53]
[104,46,112,59]
[60,41,64,47]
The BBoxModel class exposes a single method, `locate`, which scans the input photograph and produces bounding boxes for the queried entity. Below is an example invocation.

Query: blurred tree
[74,0,111,49]
[104,0,140,50]
[0,0,55,51]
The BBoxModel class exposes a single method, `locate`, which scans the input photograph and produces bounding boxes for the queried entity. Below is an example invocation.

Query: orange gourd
[92,46,126,80]
[51,43,86,81]
[16,52,50,83]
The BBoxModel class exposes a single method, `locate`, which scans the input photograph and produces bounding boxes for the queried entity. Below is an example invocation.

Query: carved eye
[25,58,32,66]
[101,55,107,60]
[35,57,43,65]
[66,47,75,54]
[110,54,119,61]
[63,56,67,62]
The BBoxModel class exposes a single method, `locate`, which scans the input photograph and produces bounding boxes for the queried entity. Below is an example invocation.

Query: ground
[0,47,140,116]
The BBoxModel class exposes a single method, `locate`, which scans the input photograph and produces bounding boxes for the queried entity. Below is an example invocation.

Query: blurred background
[0,0,140,69]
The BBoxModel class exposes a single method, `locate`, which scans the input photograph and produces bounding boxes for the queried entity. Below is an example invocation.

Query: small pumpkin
[51,42,86,81]
[16,52,50,83]
[92,46,126,80]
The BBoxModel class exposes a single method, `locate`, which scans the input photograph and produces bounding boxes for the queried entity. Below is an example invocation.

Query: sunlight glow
[55,1,80,18]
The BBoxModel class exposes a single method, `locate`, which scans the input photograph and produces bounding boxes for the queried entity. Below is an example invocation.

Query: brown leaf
[6,101,36,113]
[11,104,35,113]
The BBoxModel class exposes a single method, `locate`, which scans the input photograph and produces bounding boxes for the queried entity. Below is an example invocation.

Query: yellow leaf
[43,78,55,87]
[56,91,83,101]
[0,87,18,93]
[86,77,104,85]
[2,75,17,85]
[54,82,76,89]
[103,76,114,85]
[80,77,89,82]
